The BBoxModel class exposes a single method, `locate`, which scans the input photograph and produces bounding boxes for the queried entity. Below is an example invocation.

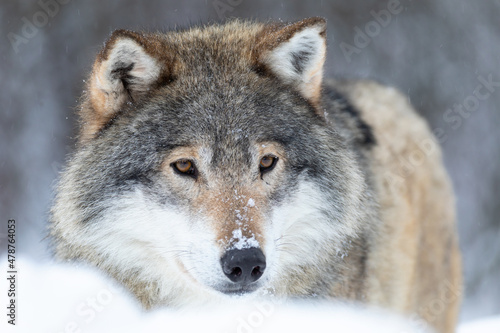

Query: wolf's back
[330,79,462,333]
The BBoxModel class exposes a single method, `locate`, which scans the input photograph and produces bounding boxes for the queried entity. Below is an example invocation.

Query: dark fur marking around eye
[259,155,278,179]
[171,160,198,180]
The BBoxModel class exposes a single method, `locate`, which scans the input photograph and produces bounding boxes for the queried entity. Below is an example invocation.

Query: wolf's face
[51,18,371,306]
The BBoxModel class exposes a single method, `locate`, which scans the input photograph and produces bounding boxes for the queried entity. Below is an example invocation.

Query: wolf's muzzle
[220,248,266,287]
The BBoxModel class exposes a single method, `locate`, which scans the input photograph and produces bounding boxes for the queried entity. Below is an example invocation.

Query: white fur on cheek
[264,181,354,287]
[78,189,226,306]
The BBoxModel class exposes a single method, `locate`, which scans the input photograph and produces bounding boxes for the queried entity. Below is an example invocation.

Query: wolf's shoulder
[324,78,436,155]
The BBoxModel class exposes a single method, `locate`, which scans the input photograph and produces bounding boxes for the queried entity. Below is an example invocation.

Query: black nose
[221,248,266,285]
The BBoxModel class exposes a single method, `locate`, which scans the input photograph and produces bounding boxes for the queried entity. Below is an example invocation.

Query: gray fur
[50,19,460,332]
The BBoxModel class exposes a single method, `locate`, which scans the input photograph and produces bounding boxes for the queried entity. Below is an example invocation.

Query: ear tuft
[257,18,327,105]
[84,30,163,140]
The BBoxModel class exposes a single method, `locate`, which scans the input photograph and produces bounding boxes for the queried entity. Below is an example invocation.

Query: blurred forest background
[1,0,498,322]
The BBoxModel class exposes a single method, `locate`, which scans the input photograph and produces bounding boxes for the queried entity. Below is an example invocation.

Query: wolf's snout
[221,248,266,285]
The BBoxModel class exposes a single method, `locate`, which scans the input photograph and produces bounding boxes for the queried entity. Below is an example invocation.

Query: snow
[458,316,500,333]
[247,198,255,208]
[230,229,260,250]
[2,257,498,333]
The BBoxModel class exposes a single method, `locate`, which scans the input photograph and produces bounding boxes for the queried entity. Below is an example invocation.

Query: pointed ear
[82,30,165,140]
[256,17,327,106]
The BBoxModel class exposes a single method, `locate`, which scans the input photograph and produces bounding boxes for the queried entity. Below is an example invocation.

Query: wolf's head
[51,18,373,307]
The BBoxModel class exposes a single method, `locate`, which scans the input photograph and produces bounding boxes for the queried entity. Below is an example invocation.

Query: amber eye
[259,155,278,175]
[171,159,197,178]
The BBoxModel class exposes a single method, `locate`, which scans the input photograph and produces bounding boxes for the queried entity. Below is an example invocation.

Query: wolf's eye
[259,155,278,175]
[171,159,197,178]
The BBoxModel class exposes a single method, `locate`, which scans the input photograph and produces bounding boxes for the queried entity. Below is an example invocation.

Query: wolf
[50,18,461,332]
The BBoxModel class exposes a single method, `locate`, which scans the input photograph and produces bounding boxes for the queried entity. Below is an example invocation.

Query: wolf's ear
[83,30,165,140]
[256,17,327,106]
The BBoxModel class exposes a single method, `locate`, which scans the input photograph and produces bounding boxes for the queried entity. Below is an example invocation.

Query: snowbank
[458,316,500,333]
[1,258,498,333]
